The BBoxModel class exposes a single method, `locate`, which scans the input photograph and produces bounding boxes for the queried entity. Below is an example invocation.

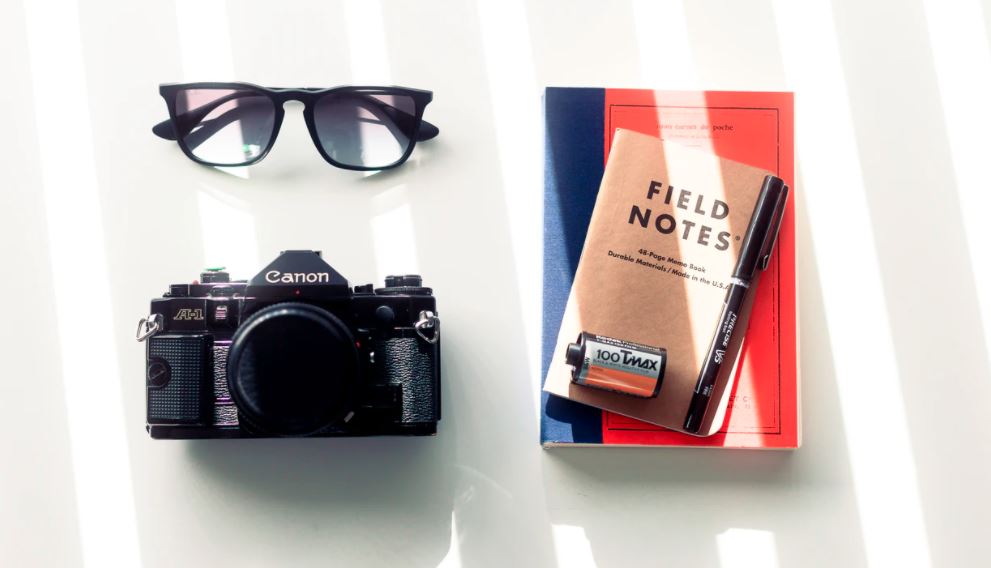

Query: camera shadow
[183,433,456,565]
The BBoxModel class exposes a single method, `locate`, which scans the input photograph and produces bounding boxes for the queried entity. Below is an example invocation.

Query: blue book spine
[541,87,607,445]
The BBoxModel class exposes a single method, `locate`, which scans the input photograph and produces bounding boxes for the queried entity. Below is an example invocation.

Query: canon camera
[136,250,441,438]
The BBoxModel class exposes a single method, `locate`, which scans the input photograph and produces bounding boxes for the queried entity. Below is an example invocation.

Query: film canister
[565,332,666,398]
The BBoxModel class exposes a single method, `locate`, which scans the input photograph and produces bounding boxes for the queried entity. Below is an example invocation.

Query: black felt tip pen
[682,175,789,434]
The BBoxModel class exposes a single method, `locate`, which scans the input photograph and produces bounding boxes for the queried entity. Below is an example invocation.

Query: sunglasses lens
[173,88,276,165]
[312,93,418,169]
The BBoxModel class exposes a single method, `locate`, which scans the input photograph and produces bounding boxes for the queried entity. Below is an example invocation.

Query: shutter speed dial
[377,274,431,295]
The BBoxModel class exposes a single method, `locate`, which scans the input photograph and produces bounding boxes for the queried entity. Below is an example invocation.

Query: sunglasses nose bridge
[280,99,306,110]
[272,90,319,105]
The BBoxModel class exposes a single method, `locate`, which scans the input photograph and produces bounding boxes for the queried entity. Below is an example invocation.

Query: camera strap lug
[415,310,440,344]
[136,313,163,342]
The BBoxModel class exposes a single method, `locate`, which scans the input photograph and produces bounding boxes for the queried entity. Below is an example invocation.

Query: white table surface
[2,0,990,566]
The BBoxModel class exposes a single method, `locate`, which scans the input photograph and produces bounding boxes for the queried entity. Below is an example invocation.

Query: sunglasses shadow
[191,140,440,185]
[355,140,441,184]
[352,164,415,185]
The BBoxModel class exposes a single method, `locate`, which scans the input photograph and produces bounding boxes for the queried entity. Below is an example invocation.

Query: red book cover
[601,90,796,448]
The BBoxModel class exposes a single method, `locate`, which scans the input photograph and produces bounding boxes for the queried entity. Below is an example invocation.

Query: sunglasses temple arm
[152,91,439,144]
[174,100,433,155]
[153,100,271,152]
[151,90,261,140]
[183,104,271,152]
[356,97,438,141]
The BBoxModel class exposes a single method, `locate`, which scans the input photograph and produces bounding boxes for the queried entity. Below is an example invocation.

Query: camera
[136,250,441,438]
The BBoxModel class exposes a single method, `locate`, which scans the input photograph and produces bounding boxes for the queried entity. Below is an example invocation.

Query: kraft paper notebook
[540,88,798,449]
[544,127,774,434]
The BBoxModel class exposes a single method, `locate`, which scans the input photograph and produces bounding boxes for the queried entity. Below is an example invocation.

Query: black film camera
[136,250,441,438]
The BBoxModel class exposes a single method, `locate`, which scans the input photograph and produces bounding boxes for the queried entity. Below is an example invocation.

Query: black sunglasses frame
[153,82,437,171]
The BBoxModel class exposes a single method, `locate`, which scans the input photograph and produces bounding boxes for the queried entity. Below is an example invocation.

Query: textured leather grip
[373,336,440,424]
[147,335,211,424]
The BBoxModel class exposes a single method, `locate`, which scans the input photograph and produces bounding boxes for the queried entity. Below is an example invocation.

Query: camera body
[139,250,440,439]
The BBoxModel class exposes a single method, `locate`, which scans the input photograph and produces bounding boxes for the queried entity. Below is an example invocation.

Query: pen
[682,175,789,434]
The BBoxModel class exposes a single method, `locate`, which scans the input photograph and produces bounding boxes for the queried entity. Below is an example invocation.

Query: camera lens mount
[227,302,358,436]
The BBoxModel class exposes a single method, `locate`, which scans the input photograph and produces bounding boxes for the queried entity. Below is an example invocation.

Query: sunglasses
[152,82,438,170]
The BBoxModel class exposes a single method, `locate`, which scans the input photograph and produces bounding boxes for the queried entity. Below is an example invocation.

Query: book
[541,88,798,449]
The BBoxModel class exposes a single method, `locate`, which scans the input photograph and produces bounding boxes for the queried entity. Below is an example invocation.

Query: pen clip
[758,183,789,270]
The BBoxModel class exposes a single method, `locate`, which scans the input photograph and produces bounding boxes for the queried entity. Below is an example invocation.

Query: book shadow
[541,178,871,567]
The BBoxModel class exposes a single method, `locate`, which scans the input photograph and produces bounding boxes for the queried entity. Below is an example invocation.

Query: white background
[2,0,990,567]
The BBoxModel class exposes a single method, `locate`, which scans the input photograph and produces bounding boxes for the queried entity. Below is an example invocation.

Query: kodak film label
[573,333,666,398]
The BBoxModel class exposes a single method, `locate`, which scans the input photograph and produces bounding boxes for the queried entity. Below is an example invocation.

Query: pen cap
[759,183,789,269]
[733,175,787,280]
